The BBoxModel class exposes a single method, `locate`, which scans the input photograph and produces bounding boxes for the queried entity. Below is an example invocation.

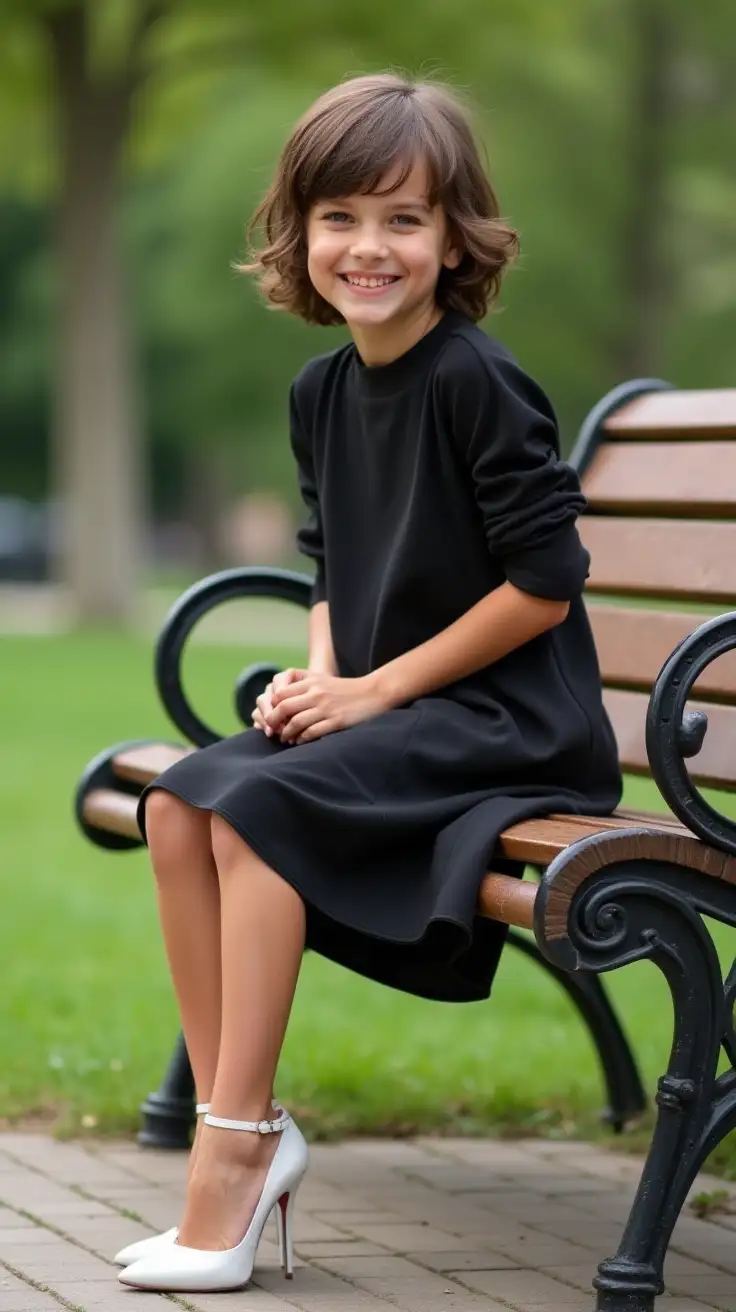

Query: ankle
[195,1122,280,1175]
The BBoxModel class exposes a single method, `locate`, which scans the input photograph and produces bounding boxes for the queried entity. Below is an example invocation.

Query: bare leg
[177,814,306,1251]
[145,791,223,1106]
[145,788,227,1186]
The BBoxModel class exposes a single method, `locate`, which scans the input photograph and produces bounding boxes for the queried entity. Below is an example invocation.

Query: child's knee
[145,789,198,849]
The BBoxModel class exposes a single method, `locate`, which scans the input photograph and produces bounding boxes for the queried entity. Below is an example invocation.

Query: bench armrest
[155,567,313,747]
[646,610,736,856]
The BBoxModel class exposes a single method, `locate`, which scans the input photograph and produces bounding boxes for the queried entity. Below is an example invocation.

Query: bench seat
[81,741,736,936]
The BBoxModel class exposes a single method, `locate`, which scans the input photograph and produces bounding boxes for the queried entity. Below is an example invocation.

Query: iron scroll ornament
[154,567,313,748]
[646,610,736,857]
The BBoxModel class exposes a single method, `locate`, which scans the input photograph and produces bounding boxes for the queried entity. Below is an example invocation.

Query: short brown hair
[239,73,519,325]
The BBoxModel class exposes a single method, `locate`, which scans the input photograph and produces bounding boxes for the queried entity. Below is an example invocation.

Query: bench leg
[506,931,646,1131]
[138,1031,195,1149]
[594,997,726,1312]
[537,858,735,1312]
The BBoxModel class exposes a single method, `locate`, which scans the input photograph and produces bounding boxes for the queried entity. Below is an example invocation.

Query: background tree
[0,0,733,620]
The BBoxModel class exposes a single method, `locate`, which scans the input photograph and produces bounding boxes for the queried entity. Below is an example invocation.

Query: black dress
[139,311,622,1003]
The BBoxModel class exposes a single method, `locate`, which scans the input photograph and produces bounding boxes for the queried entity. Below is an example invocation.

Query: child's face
[305,159,460,339]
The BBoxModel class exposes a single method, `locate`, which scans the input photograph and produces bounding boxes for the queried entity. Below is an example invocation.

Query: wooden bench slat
[609,807,687,831]
[113,743,192,785]
[498,810,736,885]
[588,604,736,702]
[584,443,736,517]
[83,789,142,841]
[477,874,536,928]
[603,687,736,789]
[496,812,669,864]
[581,517,736,602]
[604,390,736,438]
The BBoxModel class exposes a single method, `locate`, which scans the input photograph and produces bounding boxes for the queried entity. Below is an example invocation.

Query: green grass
[1,631,735,1169]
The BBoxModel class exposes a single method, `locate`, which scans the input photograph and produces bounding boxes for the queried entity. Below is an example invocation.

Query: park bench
[75,378,736,1312]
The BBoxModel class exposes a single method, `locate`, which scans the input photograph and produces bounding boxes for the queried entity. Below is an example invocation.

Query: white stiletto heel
[113,1101,283,1267]
[274,1188,296,1278]
[119,1106,308,1292]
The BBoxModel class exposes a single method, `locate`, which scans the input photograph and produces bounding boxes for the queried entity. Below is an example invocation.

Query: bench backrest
[573,384,736,793]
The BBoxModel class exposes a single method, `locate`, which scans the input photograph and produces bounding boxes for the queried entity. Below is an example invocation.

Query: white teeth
[343,275,397,288]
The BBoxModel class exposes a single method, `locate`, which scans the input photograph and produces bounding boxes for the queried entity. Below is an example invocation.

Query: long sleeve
[435,339,589,601]
[289,380,327,605]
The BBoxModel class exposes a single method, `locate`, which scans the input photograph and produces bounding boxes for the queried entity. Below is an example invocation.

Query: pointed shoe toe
[119,1244,248,1292]
[113,1227,178,1267]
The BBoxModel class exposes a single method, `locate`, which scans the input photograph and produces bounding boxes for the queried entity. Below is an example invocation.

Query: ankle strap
[196,1100,281,1117]
[204,1111,290,1135]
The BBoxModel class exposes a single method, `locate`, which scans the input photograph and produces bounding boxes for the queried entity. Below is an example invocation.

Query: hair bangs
[299,109,428,209]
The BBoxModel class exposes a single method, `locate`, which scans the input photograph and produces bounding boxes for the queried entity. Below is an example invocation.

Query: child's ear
[442,225,462,271]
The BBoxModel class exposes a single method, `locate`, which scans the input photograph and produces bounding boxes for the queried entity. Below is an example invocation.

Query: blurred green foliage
[0,0,734,515]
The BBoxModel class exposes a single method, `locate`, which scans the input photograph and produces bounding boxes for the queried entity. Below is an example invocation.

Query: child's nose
[348,226,390,261]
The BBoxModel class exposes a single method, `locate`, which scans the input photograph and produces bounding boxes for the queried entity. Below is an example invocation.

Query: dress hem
[139,776,482,955]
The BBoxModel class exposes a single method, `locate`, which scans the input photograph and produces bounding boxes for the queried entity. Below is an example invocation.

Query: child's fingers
[267,690,315,731]
[272,668,307,696]
[295,719,333,745]
[280,705,325,742]
[254,687,275,736]
[272,674,311,705]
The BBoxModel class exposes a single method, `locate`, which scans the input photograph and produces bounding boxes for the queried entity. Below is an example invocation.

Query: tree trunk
[184,445,230,572]
[614,0,678,379]
[47,6,143,626]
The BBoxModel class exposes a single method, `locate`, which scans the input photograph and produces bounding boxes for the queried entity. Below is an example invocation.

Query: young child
[118,72,622,1293]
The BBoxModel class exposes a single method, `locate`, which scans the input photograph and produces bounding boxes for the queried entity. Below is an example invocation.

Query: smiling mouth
[338,274,401,289]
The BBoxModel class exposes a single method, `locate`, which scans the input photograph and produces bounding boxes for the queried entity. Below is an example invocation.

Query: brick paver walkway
[1,1132,735,1311]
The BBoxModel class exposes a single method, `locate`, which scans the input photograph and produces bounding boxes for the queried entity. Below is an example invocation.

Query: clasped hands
[252,668,387,745]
